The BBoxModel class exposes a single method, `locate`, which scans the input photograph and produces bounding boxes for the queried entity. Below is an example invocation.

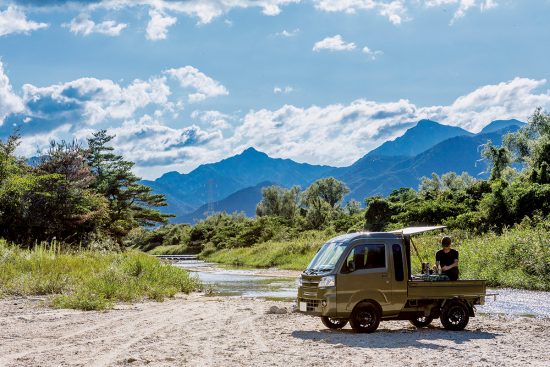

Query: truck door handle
[381,274,388,278]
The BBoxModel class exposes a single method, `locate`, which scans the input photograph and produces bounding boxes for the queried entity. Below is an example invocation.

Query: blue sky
[0,0,549,179]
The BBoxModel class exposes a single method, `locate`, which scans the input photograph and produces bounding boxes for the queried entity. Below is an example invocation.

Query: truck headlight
[318,275,335,288]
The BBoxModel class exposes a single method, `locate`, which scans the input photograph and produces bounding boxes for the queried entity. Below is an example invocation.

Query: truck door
[389,243,408,312]
[336,242,392,316]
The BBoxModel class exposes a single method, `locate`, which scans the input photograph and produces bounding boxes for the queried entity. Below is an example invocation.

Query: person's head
[441,236,452,249]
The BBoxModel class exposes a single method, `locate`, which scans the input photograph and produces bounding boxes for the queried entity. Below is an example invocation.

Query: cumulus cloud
[313,35,356,52]
[63,14,127,36]
[20,76,171,129]
[191,110,232,129]
[229,78,550,167]
[165,66,228,103]
[313,0,408,25]
[105,115,223,167]
[0,5,48,37]
[0,61,24,124]
[146,9,177,40]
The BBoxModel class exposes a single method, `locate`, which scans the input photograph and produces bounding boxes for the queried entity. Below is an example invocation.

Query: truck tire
[349,301,381,333]
[409,316,434,328]
[321,316,348,329]
[440,301,470,331]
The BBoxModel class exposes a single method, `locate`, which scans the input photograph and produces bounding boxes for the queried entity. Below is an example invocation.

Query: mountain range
[144,118,525,223]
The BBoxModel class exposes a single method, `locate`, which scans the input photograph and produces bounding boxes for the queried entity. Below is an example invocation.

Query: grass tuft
[0,240,201,310]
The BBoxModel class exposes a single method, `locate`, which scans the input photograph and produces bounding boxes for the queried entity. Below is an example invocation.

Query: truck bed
[408,279,486,300]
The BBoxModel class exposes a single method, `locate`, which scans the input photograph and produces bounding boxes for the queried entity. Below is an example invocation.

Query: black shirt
[436,248,459,280]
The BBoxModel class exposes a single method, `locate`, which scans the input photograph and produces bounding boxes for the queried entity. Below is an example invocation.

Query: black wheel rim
[417,316,428,323]
[448,305,466,326]
[357,310,375,328]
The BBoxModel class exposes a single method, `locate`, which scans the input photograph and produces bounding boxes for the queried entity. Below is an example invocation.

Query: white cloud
[275,28,300,37]
[146,9,177,40]
[191,110,232,129]
[21,76,171,126]
[0,5,48,37]
[228,78,550,167]
[63,15,127,36]
[274,86,294,94]
[313,0,407,25]
[106,115,223,167]
[362,46,383,60]
[0,61,24,124]
[424,0,498,23]
[165,66,229,103]
[313,35,356,52]
[92,0,299,25]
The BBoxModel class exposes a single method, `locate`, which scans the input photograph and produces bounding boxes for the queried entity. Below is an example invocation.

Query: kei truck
[297,226,488,333]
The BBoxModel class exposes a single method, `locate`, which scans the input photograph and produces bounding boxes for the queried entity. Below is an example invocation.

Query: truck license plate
[299,302,307,312]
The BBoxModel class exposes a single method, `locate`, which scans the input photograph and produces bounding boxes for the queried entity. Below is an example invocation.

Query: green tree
[256,185,300,220]
[482,140,511,181]
[86,130,171,240]
[506,108,550,183]
[302,177,349,229]
[364,196,393,231]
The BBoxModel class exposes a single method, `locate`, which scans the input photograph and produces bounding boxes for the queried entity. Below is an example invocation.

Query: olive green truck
[297,227,487,333]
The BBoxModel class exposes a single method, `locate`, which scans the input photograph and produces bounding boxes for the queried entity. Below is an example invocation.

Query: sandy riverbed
[1,294,548,367]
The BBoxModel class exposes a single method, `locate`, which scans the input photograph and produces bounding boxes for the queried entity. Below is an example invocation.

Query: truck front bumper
[297,286,337,317]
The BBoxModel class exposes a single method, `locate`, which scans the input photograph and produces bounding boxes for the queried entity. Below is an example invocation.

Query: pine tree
[86,130,172,240]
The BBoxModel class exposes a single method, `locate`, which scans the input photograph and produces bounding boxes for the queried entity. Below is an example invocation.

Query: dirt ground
[1,294,549,367]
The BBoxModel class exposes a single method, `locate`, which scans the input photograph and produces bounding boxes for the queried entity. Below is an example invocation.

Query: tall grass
[412,224,550,290]
[0,240,201,310]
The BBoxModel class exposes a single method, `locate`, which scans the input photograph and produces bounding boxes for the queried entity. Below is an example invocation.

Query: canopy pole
[410,237,424,264]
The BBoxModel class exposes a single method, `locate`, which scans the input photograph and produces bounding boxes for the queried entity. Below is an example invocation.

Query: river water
[174,259,550,318]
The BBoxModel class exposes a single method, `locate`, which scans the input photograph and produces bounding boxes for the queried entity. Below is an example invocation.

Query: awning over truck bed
[390,226,446,235]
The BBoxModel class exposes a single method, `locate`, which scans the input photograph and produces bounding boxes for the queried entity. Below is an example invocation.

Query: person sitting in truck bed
[436,236,459,280]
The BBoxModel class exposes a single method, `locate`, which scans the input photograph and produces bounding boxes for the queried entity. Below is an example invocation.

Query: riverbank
[0,242,200,310]
[1,294,548,367]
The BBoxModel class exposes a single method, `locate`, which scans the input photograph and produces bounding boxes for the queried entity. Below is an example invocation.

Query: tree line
[0,131,169,249]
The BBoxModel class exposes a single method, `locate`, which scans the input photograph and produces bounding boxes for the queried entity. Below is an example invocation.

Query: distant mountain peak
[416,119,439,127]
[366,119,472,158]
[480,119,525,134]
[240,146,266,156]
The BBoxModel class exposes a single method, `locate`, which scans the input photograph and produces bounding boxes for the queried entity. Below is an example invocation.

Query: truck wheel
[321,316,348,329]
[440,302,470,331]
[409,316,434,328]
[349,302,381,333]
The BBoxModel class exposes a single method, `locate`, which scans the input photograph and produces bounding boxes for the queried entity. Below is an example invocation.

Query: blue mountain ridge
[143,119,525,222]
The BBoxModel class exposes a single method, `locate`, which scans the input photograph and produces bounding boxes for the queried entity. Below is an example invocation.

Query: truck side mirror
[348,261,355,273]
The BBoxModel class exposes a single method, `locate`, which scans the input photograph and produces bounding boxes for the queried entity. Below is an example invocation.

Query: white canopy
[390,226,446,235]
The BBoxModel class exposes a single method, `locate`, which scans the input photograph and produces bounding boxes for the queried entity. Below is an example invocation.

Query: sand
[0,294,548,367]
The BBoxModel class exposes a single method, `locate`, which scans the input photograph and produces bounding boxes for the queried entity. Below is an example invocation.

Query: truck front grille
[300,298,320,312]
[301,279,319,287]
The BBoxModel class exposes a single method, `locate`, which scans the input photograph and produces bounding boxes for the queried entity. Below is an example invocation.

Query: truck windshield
[305,241,347,274]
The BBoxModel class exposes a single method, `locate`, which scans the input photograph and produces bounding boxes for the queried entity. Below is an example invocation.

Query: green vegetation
[0,240,201,310]
[0,130,170,249]
[205,230,333,270]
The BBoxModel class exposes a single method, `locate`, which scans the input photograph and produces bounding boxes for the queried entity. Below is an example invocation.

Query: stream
[173,259,550,318]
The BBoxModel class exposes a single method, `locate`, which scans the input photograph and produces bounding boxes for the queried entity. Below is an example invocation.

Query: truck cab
[297,227,486,333]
